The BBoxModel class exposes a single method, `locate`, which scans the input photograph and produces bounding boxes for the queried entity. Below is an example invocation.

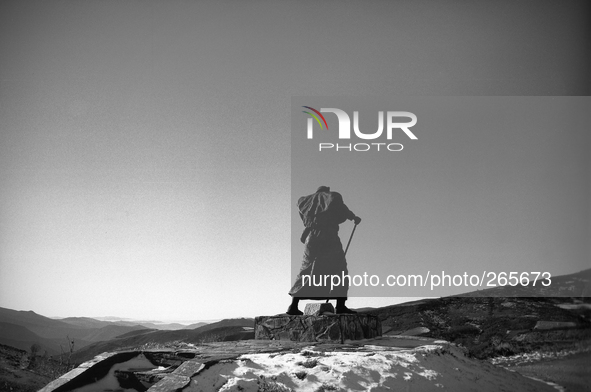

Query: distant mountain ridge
[0,307,247,363]
[58,316,208,331]
[70,318,256,363]
[0,308,148,355]
[0,322,66,355]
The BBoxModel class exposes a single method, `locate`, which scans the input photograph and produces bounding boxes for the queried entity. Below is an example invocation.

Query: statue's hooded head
[316,186,330,193]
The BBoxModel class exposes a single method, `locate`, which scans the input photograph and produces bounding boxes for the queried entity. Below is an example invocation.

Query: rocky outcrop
[254,314,381,343]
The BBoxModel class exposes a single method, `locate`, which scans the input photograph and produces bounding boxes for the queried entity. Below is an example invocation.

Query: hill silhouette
[0,322,64,355]
[70,319,255,363]
[0,308,151,356]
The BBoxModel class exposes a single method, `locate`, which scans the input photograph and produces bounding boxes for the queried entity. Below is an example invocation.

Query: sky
[0,0,589,321]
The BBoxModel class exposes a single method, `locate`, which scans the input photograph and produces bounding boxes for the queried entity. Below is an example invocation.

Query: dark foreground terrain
[0,344,73,392]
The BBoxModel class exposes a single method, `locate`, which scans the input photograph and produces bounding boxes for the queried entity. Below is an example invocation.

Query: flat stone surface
[131,368,170,384]
[255,314,381,342]
[172,360,204,377]
[304,302,335,315]
[38,377,72,392]
[147,374,190,392]
[59,367,88,380]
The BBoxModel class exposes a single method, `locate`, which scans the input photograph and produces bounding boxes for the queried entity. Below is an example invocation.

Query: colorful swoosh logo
[302,106,328,130]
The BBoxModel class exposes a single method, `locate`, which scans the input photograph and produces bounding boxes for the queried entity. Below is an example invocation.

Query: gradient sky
[0,1,589,321]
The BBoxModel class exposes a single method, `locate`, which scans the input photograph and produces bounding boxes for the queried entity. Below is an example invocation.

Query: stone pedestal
[254,314,381,343]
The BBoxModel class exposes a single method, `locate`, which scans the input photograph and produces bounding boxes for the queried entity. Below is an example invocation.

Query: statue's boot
[286,297,303,315]
[335,298,357,314]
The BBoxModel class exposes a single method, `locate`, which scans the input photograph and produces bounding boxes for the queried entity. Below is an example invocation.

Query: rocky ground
[39,337,568,392]
[6,335,591,391]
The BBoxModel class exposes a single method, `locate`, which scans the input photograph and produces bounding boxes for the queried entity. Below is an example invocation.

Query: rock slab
[254,314,381,343]
[304,302,335,315]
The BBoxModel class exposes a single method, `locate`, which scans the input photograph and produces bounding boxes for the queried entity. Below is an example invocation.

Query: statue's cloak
[289,190,355,299]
